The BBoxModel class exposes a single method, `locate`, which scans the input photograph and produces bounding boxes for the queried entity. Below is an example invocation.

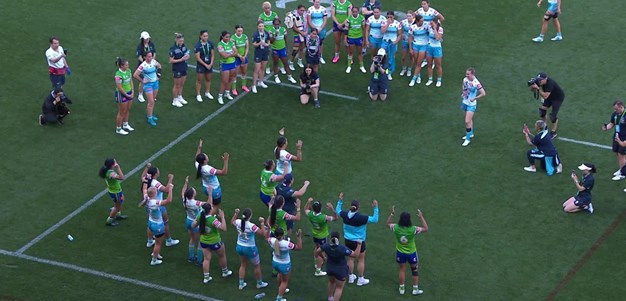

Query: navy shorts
[326,263,349,281]
[173,70,187,78]
[196,64,213,74]
[108,191,124,203]
[254,50,269,63]
[201,241,223,250]
[313,237,327,246]
[574,195,591,209]
[345,239,366,252]
[306,54,320,65]
[369,80,388,95]
[235,56,248,66]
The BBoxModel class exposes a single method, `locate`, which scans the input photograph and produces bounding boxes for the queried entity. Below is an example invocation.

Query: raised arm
[217,209,227,231]
[335,192,344,215]
[181,176,189,200]
[160,183,175,206]
[215,152,229,175]
[304,197,313,215]
[368,200,379,223]
[231,208,240,226]
[294,229,303,250]
[196,139,203,157]
[112,160,124,180]
[293,180,310,197]
[417,209,428,232]
[326,202,338,220]
[386,205,395,226]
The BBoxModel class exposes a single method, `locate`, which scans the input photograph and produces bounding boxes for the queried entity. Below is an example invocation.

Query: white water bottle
[254,292,265,299]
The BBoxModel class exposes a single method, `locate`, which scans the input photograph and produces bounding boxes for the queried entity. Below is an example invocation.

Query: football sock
[188,244,195,260]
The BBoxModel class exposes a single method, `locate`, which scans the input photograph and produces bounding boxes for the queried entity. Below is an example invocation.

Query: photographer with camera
[45,36,71,89]
[38,87,70,125]
[529,72,564,139]
[368,48,389,101]
[522,120,562,175]
[299,64,320,108]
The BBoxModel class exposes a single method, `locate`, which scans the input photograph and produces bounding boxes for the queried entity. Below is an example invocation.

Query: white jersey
[268,237,296,264]
[146,198,164,223]
[461,77,484,106]
[400,19,412,42]
[195,162,220,189]
[46,46,66,68]
[184,198,203,221]
[137,60,159,82]
[428,26,443,47]
[410,23,429,46]
[308,6,327,29]
[150,179,164,200]
[382,20,401,42]
[275,149,294,175]
[416,7,440,25]
[233,219,260,247]
[366,15,386,38]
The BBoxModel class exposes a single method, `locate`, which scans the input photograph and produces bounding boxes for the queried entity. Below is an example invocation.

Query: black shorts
[612,140,626,154]
[543,98,563,116]
[212,197,222,206]
[326,264,349,281]
[544,12,559,20]
[306,54,320,66]
[369,80,388,95]
[173,70,187,78]
[344,239,366,252]
[574,195,591,209]
[301,87,311,95]
[196,64,212,74]
[254,50,269,63]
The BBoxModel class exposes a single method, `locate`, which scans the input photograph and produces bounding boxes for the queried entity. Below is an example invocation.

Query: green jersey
[270,209,288,233]
[347,14,365,38]
[115,68,132,92]
[260,169,278,196]
[218,40,236,64]
[270,26,287,50]
[333,0,352,24]
[393,224,418,254]
[105,170,122,193]
[198,214,222,244]
[232,33,248,56]
[259,11,278,27]
[307,211,330,239]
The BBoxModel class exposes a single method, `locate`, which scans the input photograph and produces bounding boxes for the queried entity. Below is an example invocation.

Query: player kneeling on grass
[522,120,563,175]
[563,163,595,214]
[299,64,320,108]
[369,48,389,101]
[387,206,428,296]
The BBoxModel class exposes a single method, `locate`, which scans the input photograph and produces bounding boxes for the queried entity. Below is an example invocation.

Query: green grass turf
[1,0,625,300]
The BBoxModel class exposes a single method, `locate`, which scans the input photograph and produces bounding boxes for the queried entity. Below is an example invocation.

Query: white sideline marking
[16,75,269,255]
[0,249,221,301]
[188,64,358,101]
[558,137,612,150]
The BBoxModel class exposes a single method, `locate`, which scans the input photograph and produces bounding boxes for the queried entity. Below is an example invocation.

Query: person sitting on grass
[562,163,596,214]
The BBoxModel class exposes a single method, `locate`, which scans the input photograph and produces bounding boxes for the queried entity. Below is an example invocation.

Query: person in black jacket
[39,87,70,125]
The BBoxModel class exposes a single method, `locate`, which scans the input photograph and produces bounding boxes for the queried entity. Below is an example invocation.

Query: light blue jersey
[147,199,164,223]
[416,7,440,25]
[410,23,429,46]
[382,20,401,42]
[195,162,221,190]
[336,199,379,241]
[234,219,260,247]
[308,5,327,28]
[428,26,443,47]
[461,77,483,106]
[366,15,385,38]
[547,0,558,12]
[138,60,158,82]
[400,19,412,42]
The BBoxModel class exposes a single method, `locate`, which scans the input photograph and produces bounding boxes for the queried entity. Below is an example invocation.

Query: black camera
[63,49,68,55]
[373,55,383,67]
[527,77,539,86]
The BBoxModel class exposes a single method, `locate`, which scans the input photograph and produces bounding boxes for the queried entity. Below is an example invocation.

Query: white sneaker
[551,35,563,41]
[356,277,370,286]
[178,96,188,105]
[258,81,268,88]
[425,79,433,86]
[238,282,247,290]
[320,57,326,64]
[122,123,134,131]
[146,240,155,248]
[587,203,594,214]
[284,288,290,294]
[196,95,203,102]
[297,59,304,68]
[225,93,234,100]
[217,96,224,105]
[138,94,145,103]
[280,67,287,74]
[222,269,233,277]
[150,259,163,266]
[612,175,625,181]
[614,169,622,176]
[523,166,537,173]
[346,66,352,73]
[348,274,357,284]
[287,75,296,84]
[399,68,406,76]
[461,134,475,140]
[436,81,442,87]
[409,79,416,87]
[556,164,563,174]
[172,99,183,107]
[165,238,180,247]
[116,128,129,135]
[151,253,163,260]
[256,281,269,289]
[359,66,367,73]
[412,287,424,295]
[462,139,471,147]
[416,76,422,84]
[288,61,295,71]
[387,74,393,81]
[314,270,327,277]
[203,276,213,284]
[406,69,412,77]
[265,67,270,75]
[205,92,214,100]
[274,76,281,84]
[252,85,258,93]
[421,60,427,68]
[399,285,405,295]
[532,36,544,43]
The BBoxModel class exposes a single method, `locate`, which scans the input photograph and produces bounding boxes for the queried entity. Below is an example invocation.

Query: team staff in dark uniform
[274,173,310,236]
[369,48,389,101]
[252,21,271,94]
[522,120,562,175]
[169,33,190,108]
[39,87,70,125]
[316,231,362,301]
[529,72,565,138]
[299,64,320,107]
[562,163,596,214]
[602,100,626,180]
[194,30,215,102]
[136,31,156,103]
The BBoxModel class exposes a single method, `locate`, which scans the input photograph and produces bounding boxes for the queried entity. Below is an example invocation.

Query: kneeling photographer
[528,72,565,138]
[369,48,389,101]
[39,87,71,125]
[299,64,320,108]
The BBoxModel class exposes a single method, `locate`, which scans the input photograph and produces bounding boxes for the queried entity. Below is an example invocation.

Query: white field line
[0,249,221,301]
[16,74,270,255]
[558,137,612,150]
[188,64,358,101]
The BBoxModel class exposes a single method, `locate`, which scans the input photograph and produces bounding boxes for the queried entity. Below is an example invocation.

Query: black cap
[536,72,548,80]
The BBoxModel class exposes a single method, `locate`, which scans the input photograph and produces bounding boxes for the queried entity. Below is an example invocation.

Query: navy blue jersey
[532,130,557,156]
[321,243,352,266]
[136,41,156,59]
[169,43,190,72]
[195,40,214,64]
[275,184,296,213]
[609,111,626,139]
[576,174,594,197]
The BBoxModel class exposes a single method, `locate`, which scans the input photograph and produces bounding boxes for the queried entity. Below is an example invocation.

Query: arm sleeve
[336,200,343,215]
[368,207,379,223]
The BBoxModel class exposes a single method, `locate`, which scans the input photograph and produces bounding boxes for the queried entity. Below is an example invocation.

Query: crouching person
[39,87,71,125]
[523,120,562,175]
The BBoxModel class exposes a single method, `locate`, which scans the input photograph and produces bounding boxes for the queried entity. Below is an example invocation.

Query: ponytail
[275,136,287,159]
[199,203,212,234]
[99,158,115,178]
[195,153,206,179]
[240,208,251,234]
[183,187,194,209]
[115,57,127,68]
[273,227,284,255]
[269,196,285,227]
